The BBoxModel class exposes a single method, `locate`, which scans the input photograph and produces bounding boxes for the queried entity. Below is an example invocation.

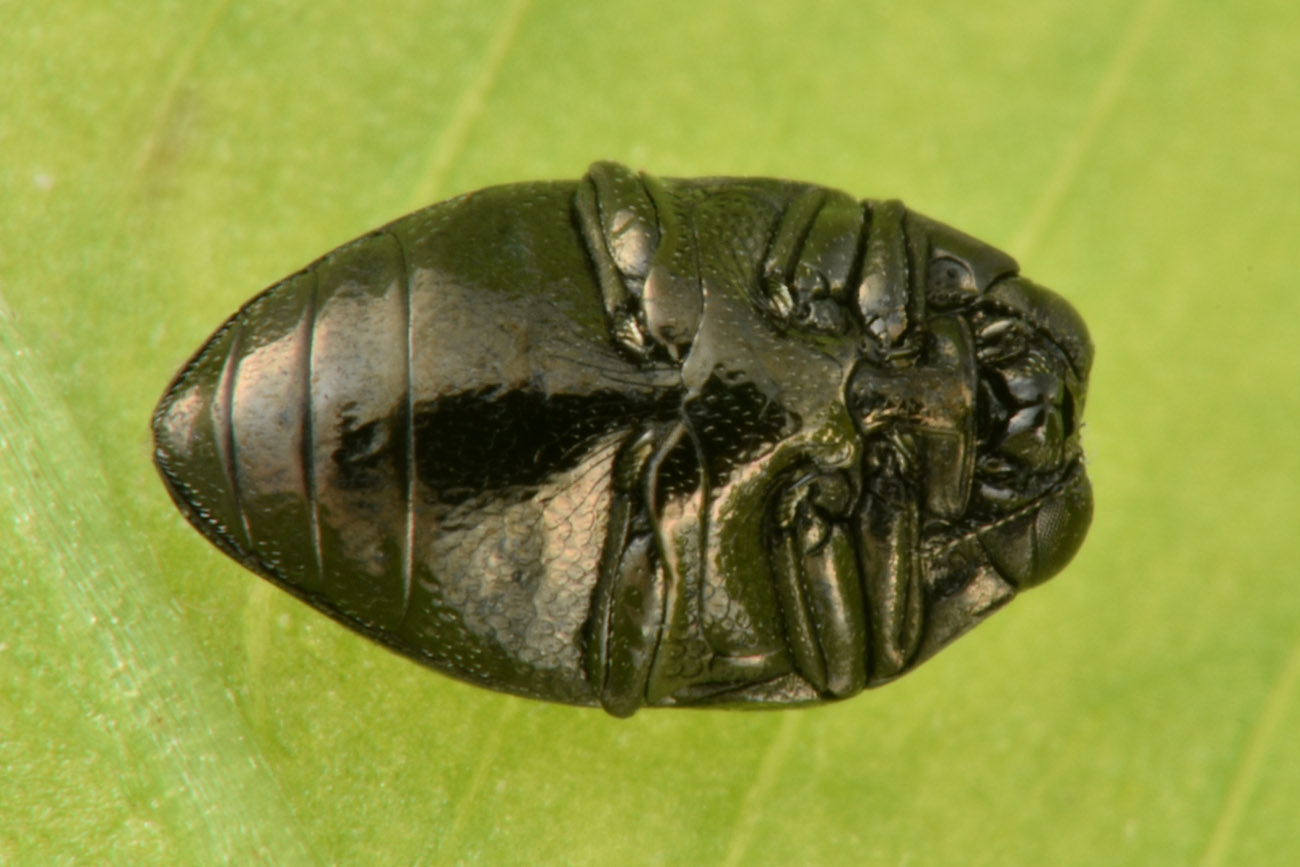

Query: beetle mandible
[154,162,1093,716]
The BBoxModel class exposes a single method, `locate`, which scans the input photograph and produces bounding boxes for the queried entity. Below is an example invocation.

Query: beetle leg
[574,162,703,362]
[590,528,663,717]
[586,417,701,717]
[761,188,827,319]
[768,470,868,698]
[858,441,925,681]
[638,175,703,359]
[575,161,659,358]
[760,187,864,334]
[857,199,926,361]
[585,427,664,717]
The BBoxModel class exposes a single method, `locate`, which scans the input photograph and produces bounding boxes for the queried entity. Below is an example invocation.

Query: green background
[3,1,1298,863]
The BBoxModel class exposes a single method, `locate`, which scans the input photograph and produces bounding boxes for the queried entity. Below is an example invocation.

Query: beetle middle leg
[766,442,929,697]
[759,185,863,335]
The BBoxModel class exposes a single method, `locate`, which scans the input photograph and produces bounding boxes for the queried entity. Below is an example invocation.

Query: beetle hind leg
[584,426,670,717]
[574,161,703,363]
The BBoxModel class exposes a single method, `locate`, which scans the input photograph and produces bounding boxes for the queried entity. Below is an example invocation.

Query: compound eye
[927,256,976,292]
[979,471,1093,589]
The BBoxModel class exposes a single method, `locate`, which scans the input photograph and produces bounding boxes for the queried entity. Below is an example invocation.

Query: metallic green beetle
[154,162,1093,716]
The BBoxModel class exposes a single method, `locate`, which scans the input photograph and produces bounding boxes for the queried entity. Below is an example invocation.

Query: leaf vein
[408,0,532,206]
[1011,0,1168,258]
[720,713,802,867]
[1199,637,1300,867]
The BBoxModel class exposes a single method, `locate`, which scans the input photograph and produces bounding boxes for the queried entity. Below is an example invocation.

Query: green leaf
[4,0,1298,863]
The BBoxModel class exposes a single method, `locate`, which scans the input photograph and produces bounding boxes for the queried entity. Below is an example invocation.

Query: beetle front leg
[857,439,924,682]
[768,469,868,699]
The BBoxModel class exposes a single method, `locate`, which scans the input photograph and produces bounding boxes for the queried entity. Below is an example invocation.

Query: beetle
[153,161,1093,716]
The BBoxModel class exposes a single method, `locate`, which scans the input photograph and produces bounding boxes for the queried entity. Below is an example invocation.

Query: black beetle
[154,162,1092,716]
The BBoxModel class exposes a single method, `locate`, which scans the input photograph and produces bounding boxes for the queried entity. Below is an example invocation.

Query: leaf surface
[3,1,1298,863]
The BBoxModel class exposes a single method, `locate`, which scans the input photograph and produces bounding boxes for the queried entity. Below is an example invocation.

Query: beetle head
[967,276,1093,588]
[847,266,1093,592]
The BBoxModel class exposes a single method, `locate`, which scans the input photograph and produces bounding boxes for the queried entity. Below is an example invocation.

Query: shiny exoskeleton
[154,162,1093,716]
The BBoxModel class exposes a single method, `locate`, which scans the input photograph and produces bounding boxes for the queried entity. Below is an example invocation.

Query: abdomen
[154,182,672,704]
